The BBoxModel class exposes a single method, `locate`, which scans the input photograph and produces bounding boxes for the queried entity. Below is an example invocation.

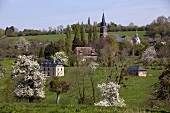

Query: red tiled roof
[73,47,98,56]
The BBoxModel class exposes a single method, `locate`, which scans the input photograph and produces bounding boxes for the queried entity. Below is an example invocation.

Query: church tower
[100,13,107,38]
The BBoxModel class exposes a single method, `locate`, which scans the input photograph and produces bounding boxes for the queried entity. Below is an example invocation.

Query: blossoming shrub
[141,46,156,66]
[95,82,126,107]
[51,52,68,65]
[11,55,46,102]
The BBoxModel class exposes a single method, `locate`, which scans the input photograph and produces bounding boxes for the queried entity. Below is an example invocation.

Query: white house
[133,31,141,45]
[40,60,64,76]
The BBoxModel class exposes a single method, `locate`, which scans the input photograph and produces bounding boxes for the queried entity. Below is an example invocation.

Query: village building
[113,34,123,42]
[100,13,107,38]
[100,13,124,43]
[149,38,166,45]
[132,31,141,45]
[126,65,147,77]
[72,47,98,62]
[40,60,64,76]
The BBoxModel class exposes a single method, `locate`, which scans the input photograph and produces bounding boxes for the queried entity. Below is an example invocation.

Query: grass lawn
[0,58,168,113]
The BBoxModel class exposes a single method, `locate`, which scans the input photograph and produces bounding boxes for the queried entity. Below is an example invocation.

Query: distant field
[6,31,146,43]
[108,31,146,39]
[7,34,67,43]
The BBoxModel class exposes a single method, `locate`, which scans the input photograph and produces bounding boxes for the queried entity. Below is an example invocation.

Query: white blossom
[11,55,46,99]
[50,52,68,65]
[141,46,157,65]
[95,82,126,107]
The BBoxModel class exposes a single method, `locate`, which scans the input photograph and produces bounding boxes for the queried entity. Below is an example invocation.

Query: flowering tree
[95,82,126,107]
[18,37,30,51]
[141,46,156,66]
[11,55,46,102]
[50,52,68,65]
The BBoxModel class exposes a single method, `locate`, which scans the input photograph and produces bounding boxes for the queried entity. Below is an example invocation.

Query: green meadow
[6,31,146,43]
[0,58,169,112]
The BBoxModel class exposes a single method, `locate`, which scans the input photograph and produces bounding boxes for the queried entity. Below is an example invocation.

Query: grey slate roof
[113,34,123,42]
[126,65,146,71]
[40,61,63,67]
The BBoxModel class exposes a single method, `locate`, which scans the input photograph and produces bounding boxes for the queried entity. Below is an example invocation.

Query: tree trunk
[90,76,96,103]
[29,97,34,103]
[56,93,60,104]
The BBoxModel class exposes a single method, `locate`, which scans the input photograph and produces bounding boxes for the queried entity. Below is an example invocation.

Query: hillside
[6,31,146,43]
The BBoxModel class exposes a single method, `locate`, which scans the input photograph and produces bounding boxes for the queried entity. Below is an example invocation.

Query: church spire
[100,12,107,38]
[101,12,106,27]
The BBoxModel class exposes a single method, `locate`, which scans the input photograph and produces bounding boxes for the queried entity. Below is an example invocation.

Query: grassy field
[0,57,169,112]
[6,31,146,43]
[108,31,147,39]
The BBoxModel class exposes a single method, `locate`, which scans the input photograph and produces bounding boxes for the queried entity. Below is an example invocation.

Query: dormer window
[79,50,82,55]
[91,50,94,55]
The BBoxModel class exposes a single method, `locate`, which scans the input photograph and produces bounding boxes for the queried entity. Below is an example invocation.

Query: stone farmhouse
[72,47,98,62]
[40,60,64,76]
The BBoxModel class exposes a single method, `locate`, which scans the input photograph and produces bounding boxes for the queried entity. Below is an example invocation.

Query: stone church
[100,13,107,38]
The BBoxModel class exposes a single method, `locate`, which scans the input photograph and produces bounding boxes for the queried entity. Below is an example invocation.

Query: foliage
[11,55,46,102]
[49,76,70,104]
[93,21,98,42]
[88,17,92,43]
[44,42,59,59]
[65,25,72,55]
[146,16,170,37]
[0,28,5,37]
[72,23,83,50]
[3,78,16,102]
[80,22,86,46]
[18,37,31,52]
[99,35,119,67]
[38,47,44,58]
[150,60,170,108]
[5,26,16,37]
[141,46,157,66]
[50,52,68,65]
[95,82,126,107]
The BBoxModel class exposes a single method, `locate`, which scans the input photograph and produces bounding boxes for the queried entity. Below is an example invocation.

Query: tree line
[1,15,168,38]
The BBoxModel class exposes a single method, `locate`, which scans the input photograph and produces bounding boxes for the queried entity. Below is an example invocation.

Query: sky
[0,0,170,31]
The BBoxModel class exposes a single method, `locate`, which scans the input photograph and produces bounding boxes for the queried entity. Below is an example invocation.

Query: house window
[48,72,50,76]
[61,68,62,71]
[44,68,45,71]
[48,68,50,71]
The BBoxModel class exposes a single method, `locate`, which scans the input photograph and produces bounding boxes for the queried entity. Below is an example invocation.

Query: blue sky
[0,0,170,31]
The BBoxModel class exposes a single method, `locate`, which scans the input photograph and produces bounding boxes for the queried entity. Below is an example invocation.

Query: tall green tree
[150,60,170,108]
[72,23,82,50]
[93,21,98,42]
[44,42,59,59]
[88,17,92,44]
[81,22,86,46]
[65,25,72,55]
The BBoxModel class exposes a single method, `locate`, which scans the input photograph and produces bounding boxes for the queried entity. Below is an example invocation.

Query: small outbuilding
[126,65,147,77]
